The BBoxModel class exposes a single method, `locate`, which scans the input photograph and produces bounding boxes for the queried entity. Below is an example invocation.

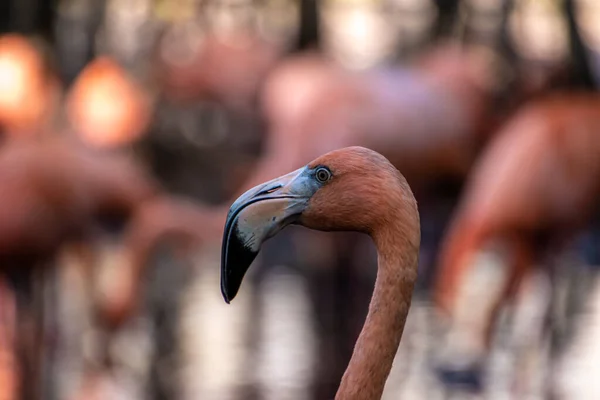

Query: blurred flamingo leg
[436,234,533,379]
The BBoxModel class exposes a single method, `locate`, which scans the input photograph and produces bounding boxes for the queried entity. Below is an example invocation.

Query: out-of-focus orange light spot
[66,57,152,149]
[0,55,28,106]
[0,34,51,135]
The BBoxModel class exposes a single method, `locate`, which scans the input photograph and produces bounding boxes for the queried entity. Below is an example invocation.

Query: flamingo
[0,136,215,399]
[220,146,420,399]
[0,134,220,321]
[432,92,600,389]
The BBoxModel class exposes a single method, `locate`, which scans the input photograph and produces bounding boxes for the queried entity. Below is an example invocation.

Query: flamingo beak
[221,167,319,303]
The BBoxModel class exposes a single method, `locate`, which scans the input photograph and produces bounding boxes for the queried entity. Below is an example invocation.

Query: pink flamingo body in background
[250,44,498,196]
[0,135,216,319]
[433,92,600,386]
[0,136,215,399]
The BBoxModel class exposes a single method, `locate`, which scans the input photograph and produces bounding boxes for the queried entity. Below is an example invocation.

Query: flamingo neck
[336,221,419,400]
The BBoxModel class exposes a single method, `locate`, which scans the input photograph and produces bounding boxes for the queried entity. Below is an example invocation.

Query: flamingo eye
[315,167,332,183]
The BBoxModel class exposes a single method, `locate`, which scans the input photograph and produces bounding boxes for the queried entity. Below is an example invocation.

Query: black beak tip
[220,270,230,304]
[220,285,231,304]
[221,218,259,305]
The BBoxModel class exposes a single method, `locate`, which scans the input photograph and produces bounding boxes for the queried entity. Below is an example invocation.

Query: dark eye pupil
[316,168,330,182]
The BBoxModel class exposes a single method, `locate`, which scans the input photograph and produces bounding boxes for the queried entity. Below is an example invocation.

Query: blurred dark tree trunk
[1,0,58,42]
[431,0,461,40]
[37,0,58,43]
[295,0,319,51]
[496,0,517,63]
[489,0,522,115]
[54,0,106,85]
[0,0,11,34]
[563,0,597,90]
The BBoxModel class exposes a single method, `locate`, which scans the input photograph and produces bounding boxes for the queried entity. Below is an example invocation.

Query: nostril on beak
[256,184,282,197]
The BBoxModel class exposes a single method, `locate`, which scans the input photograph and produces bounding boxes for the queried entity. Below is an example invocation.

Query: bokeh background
[0,0,600,399]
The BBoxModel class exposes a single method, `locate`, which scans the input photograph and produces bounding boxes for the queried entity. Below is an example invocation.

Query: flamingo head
[221,146,414,303]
